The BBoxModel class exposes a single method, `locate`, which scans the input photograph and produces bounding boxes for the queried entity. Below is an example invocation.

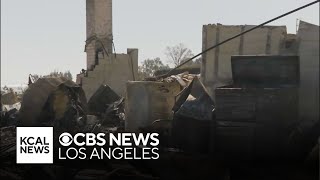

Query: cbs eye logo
[59,133,73,146]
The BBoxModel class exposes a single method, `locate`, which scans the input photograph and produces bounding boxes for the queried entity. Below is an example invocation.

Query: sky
[1,0,319,86]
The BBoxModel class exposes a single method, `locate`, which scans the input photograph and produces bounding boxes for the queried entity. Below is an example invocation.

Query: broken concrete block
[125,81,181,131]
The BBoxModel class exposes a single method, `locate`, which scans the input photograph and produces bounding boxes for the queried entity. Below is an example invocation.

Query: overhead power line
[157,0,320,78]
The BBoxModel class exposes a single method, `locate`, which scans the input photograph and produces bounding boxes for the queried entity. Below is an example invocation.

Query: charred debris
[1,56,319,179]
[1,1,319,179]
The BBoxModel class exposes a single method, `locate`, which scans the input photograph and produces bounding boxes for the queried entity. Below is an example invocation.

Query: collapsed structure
[76,0,138,100]
[201,21,319,127]
[76,0,319,133]
[1,0,319,179]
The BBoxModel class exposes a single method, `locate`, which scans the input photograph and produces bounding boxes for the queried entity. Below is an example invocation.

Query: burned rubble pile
[0,77,142,180]
[0,64,319,180]
[87,84,125,132]
[1,89,20,127]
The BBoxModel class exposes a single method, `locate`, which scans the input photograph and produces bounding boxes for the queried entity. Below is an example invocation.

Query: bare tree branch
[165,43,194,67]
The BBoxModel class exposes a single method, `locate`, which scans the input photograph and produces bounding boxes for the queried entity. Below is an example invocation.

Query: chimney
[85,0,113,70]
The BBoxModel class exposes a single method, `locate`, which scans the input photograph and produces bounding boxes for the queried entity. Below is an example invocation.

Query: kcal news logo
[16,127,53,164]
[58,132,160,160]
[16,127,159,164]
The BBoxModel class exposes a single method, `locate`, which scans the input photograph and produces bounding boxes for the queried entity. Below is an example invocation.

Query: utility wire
[157,0,319,78]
